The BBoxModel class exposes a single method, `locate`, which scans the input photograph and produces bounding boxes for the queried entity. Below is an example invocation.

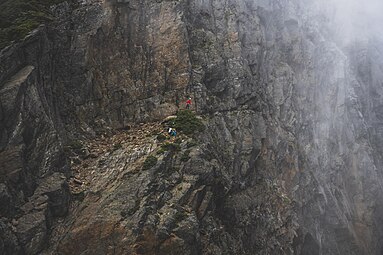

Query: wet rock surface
[1,0,383,254]
[43,122,295,254]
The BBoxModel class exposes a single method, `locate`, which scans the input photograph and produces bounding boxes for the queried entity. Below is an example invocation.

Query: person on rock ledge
[186,97,192,109]
[168,127,177,137]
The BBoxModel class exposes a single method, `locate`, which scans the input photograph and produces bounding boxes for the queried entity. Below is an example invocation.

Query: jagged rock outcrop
[0,26,71,253]
[1,0,383,254]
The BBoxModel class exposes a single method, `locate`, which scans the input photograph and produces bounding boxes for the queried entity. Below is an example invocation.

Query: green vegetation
[168,166,180,172]
[174,110,204,135]
[113,143,122,151]
[68,140,83,150]
[186,139,198,148]
[281,194,291,204]
[180,149,191,162]
[156,148,165,155]
[0,0,68,49]
[72,190,85,201]
[174,210,187,222]
[142,155,158,170]
[156,134,167,142]
[161,142,181,152]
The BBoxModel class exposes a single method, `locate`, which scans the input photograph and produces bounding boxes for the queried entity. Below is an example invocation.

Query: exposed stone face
[1,0,383,254]
[46,0,192,130]
[0,23,71,254]
[0,220,20,254]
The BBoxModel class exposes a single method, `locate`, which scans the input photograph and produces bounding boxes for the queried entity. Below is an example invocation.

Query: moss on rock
[174,110,204,135]
[0,0,69,49]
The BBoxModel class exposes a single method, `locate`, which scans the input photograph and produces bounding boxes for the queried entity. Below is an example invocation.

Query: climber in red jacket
[186,97,192,109]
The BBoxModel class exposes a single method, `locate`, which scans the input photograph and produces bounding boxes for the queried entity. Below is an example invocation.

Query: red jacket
[186,99,192,105]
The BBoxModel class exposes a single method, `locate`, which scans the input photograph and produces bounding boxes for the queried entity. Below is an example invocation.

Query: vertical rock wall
[1,0,383,254]
[182,0,383,254]
[0,28,71,254]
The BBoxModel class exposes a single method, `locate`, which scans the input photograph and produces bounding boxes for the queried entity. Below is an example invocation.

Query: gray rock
[0,184,12,217]
[35,173,70,217]
[1,0,383,254]
[0,219,20,255]
[16,205,50,255]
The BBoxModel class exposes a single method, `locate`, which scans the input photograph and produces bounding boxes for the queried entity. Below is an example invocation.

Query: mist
[329,0,383,43]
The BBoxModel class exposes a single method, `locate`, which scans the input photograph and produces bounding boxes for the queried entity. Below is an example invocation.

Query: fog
[329,0,383,43]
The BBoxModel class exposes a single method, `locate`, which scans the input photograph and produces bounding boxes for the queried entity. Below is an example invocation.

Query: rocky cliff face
[1,0,383,254]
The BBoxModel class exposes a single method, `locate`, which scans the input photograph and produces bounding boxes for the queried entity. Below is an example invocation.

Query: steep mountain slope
[1,0,383,254]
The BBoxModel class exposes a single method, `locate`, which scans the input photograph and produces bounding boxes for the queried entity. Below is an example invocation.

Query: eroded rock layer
[1,0,383,254]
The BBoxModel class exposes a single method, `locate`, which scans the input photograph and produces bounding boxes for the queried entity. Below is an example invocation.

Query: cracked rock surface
[1,0,383,254]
